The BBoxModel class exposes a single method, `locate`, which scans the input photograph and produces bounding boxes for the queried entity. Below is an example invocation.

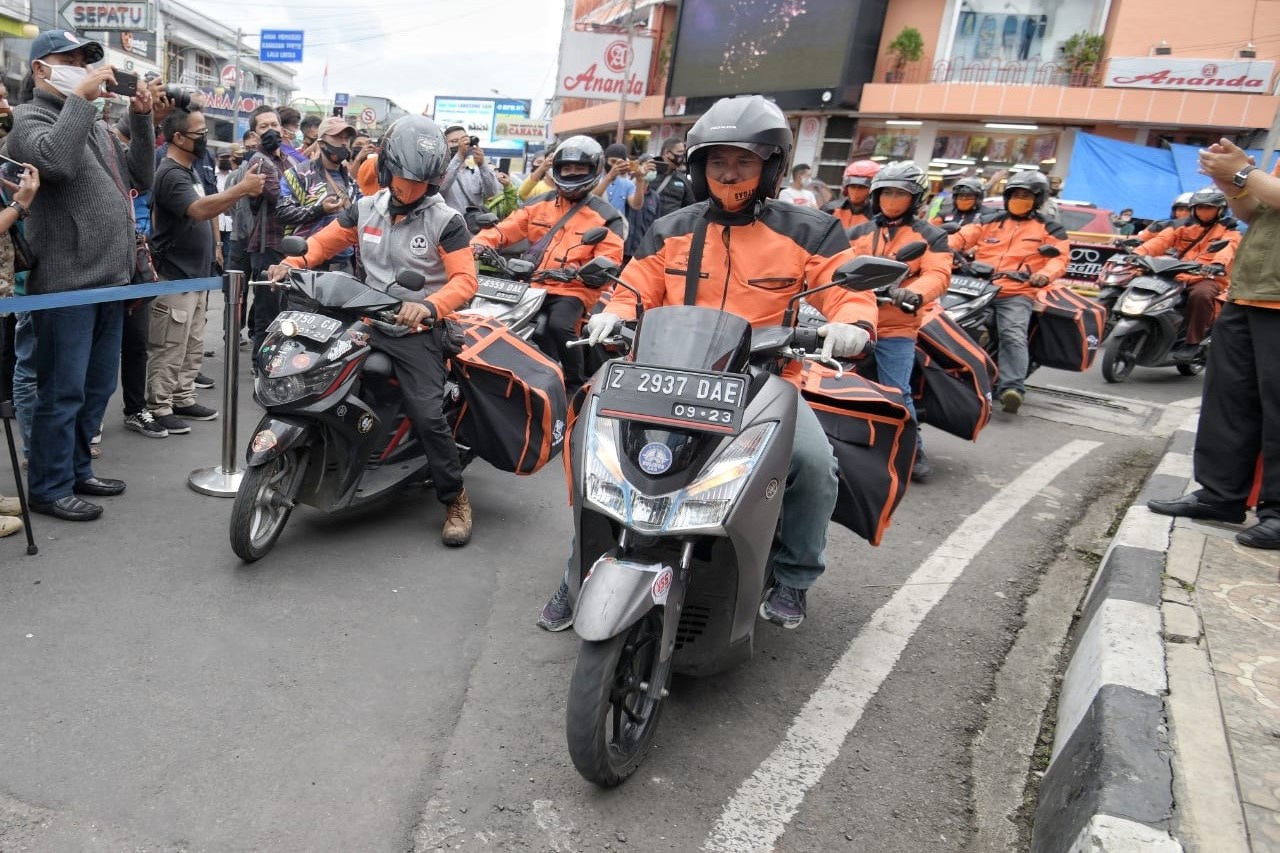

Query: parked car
[982,196,1116,237]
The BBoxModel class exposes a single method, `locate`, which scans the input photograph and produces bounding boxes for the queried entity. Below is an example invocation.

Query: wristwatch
[1232,165,1257,188]
[7,200,27,220]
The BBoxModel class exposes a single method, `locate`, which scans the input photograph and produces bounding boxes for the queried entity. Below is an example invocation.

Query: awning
[579,0,665,27]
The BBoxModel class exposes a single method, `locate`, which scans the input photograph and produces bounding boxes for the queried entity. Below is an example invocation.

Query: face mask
[292,130,303,146]
[877,195,913,220]
[954,195,977,212]
[707,175,759,212]
[643,169,657,182]
[1006,197,1035,217]
[188,135,208,159]
[674,154,685,166]
[259,129,282,153]
[218,158,232,170]
[0,114,13,133]
[92,97,106,118]
[1194,207,1218,225]
[846,186,869,207]
[389,175,429,206]
[800,177,812,187]
[322,142,351,164]
[36,60,89,99]
[448,144,459,157]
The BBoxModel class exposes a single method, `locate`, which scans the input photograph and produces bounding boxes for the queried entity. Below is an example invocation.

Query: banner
[493,118,549,142]
[556,29,653,104]
[432,96,531,152]
[1104,57,1275,93]
[196,87,267,118]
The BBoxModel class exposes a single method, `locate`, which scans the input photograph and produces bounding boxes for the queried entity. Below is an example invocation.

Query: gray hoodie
[7,90,155,294]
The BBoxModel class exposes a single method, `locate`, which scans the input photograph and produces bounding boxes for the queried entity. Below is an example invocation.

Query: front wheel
[230,448,307,562]
[566,608,668,787]
[1101,332,1140,383]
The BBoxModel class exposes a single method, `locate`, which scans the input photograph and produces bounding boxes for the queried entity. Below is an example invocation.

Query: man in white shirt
[778,162,818,206]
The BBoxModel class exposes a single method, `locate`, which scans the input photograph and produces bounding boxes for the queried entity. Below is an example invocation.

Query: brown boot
[442,488,473,547]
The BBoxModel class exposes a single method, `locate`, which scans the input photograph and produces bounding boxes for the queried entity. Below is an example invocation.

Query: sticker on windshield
[637,442,673,476]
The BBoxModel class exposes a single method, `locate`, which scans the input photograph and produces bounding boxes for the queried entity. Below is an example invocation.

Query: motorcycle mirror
[396,269,427,291]
[894,241,928,264]
[474,212,500,229]
[1206,239,1229,252]
[939,221,962,234]
[580,226,610,246]
[578,256,621,289]
[830,256,910,291]
[280,235,309,257]
[1038,245,1062,258]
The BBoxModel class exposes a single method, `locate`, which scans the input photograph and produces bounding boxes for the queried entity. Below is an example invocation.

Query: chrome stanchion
[189,270,245,497]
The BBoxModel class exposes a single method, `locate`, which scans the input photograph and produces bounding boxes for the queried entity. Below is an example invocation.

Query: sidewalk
[1032,416,1280,852]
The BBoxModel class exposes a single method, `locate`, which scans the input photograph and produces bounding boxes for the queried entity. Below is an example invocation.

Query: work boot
[442,488,473,547]
[1000,388,1023,414]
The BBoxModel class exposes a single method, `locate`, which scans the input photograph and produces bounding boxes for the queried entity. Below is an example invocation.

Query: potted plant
[1061,31,1106,86]
[885,26,924,83]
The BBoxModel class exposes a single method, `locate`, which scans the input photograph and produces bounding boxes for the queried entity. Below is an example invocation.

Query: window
[937,0,1109,80]
[194,51,216,86]
[166,43,185,83]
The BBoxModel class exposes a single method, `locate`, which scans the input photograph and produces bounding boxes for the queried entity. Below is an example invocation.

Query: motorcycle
[1099,251,1225,383]
[941,245,1062,365]
[230,236,468,562]
[560,254,907,787]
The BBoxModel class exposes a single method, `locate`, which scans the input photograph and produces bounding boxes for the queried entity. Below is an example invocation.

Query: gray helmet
[869,161,927,220]
[377,115,448,188]
[952,177,985,197]
[686,95,793,208]
[1003,170,1051,209]
[1172,191,1194,217]
[1189,186,1227,219]
[550,135,604,200]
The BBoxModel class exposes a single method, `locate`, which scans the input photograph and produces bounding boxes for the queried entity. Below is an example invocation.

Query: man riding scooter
[469,136,625,395]
[931,176,985,227]
[1134,191,1193,242]
[823,159,878,230]
[537,94,879,632]
[268,115,480,546]
[948,170,1069,414]
[1132,186,1239,360]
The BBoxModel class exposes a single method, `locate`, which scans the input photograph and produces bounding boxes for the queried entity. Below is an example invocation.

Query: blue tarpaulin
[1064,132,1279,220]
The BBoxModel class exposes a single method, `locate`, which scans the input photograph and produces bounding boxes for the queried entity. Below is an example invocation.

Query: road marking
[703,439,1102,852]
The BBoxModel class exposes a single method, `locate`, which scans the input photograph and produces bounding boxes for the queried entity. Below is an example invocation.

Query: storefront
[934,0,1112,82]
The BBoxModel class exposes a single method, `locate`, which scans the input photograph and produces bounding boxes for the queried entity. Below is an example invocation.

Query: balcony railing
[884,59,1102,88]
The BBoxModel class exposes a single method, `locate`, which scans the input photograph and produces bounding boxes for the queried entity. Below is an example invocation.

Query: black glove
[887,287,923,312]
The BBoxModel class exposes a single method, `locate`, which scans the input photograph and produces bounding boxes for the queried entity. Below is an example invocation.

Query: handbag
[133,232,158,283]
[9,223,33,274]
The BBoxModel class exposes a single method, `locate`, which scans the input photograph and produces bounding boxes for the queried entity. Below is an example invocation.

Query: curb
[1030,418,1199,852]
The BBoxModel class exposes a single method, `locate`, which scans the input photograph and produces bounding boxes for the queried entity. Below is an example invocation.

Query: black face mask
[218,158,232,171]
[448,144,459,157]
[185,134,208,159]
[322,142,351,164]
[0,114,12,132]
[260,129,282,153]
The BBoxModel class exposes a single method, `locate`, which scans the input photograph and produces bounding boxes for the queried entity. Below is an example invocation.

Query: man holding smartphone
[277,116,359,272]
[439,124,500,231]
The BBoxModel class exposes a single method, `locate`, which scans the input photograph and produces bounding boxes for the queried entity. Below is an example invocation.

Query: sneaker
[172,403,219,421]
[537,580,574,632]
[239,329,251,349]
[1171,343,1201,361]
[123,410,169,439]
[152,412,191,435]
[0,516,22,538]
[1000,388,1023,414]
[441,488,473,547]
[90,421,103,445]
[911,448,932,483]
[194,372,215,389]
[760,584,808,629]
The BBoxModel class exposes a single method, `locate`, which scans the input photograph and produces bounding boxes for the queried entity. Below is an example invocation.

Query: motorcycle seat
[363,352,395,378]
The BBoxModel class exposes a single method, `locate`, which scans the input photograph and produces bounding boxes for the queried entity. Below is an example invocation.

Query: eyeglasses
[182,130,208,139]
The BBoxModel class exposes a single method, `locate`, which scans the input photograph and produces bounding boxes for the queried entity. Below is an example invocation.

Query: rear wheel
[566,608,668,787]
[1101,332,1141,383]
[230,448,307,562]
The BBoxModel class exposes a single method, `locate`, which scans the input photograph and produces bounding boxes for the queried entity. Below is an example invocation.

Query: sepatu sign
[1104,57,1276,92]
[556,29,653,104]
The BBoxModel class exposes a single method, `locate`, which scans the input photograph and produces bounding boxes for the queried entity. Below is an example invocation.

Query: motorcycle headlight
[1117,292,1153,315]
[581,400,777,534]
[254,363,345,406]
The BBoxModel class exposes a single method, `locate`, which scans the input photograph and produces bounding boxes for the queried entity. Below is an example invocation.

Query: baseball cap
[30,30,104,64]
[604,143,628,161]
[317,116,355,140]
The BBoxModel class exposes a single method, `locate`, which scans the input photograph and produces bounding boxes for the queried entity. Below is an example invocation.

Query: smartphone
[0,153,24,182]
[498,157,511,174]
[107,69,138,97]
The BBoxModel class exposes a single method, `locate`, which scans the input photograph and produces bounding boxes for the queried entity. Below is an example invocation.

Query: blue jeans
[993,295,1034,395]
[874,335,921,448]
[27,302,124,503]
[772,397,840,591]
[12,312,35,456]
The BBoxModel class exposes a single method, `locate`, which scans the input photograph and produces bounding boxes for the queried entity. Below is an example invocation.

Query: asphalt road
[0,329,1199,852]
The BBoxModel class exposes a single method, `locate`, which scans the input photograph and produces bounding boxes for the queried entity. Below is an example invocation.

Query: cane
[1,399,37,555]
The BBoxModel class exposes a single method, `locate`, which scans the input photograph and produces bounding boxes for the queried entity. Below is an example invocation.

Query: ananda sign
[556,29,654,104]
[1104,57,1275,92]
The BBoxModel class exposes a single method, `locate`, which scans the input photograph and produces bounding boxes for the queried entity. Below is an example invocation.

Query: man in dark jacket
[652,136,696,217]
[8,30,155,521]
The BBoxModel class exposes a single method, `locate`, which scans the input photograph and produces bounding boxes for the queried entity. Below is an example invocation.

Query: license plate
[598,363,746,433]
[949,277,989,297]
[475,276,528,305]
[269,310,343,342]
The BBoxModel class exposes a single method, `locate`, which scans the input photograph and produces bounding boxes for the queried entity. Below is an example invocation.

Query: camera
[164,85,196,111]
[469,135,480,147]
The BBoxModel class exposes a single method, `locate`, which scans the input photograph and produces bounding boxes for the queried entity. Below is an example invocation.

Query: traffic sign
[61,0,152,31]
[359,107,376,125]
[333,93,349,107]
[259,30,304,63]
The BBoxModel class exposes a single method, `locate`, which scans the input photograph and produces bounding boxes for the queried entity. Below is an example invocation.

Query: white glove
[586,312,623,346]
[818,323,871,359]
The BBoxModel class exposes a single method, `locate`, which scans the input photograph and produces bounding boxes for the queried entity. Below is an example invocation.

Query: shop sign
[493,118,549,142]
[556,29,653,104]
[196,87,265,117]
[1104,57,1275,92]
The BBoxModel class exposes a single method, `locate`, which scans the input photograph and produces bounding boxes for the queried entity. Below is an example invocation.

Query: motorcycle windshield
[632,305,752,374]
[297,271,400,312]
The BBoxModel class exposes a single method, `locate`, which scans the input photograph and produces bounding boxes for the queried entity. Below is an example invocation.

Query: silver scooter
[560,254,907,787]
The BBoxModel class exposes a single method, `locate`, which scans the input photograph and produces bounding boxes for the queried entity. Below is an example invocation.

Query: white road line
[703,439,1103,853]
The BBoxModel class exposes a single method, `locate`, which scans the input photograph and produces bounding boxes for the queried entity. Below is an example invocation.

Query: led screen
[668,0,863,98]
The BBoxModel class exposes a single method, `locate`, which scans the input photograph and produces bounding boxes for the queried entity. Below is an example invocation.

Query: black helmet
[550,136,604,200]
[952,177,984,197]
[686,95,793,208]
[869,161,928,219]
[1189,186,1226,218]
[1003,170,1050,208]
[377,115,448,189]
